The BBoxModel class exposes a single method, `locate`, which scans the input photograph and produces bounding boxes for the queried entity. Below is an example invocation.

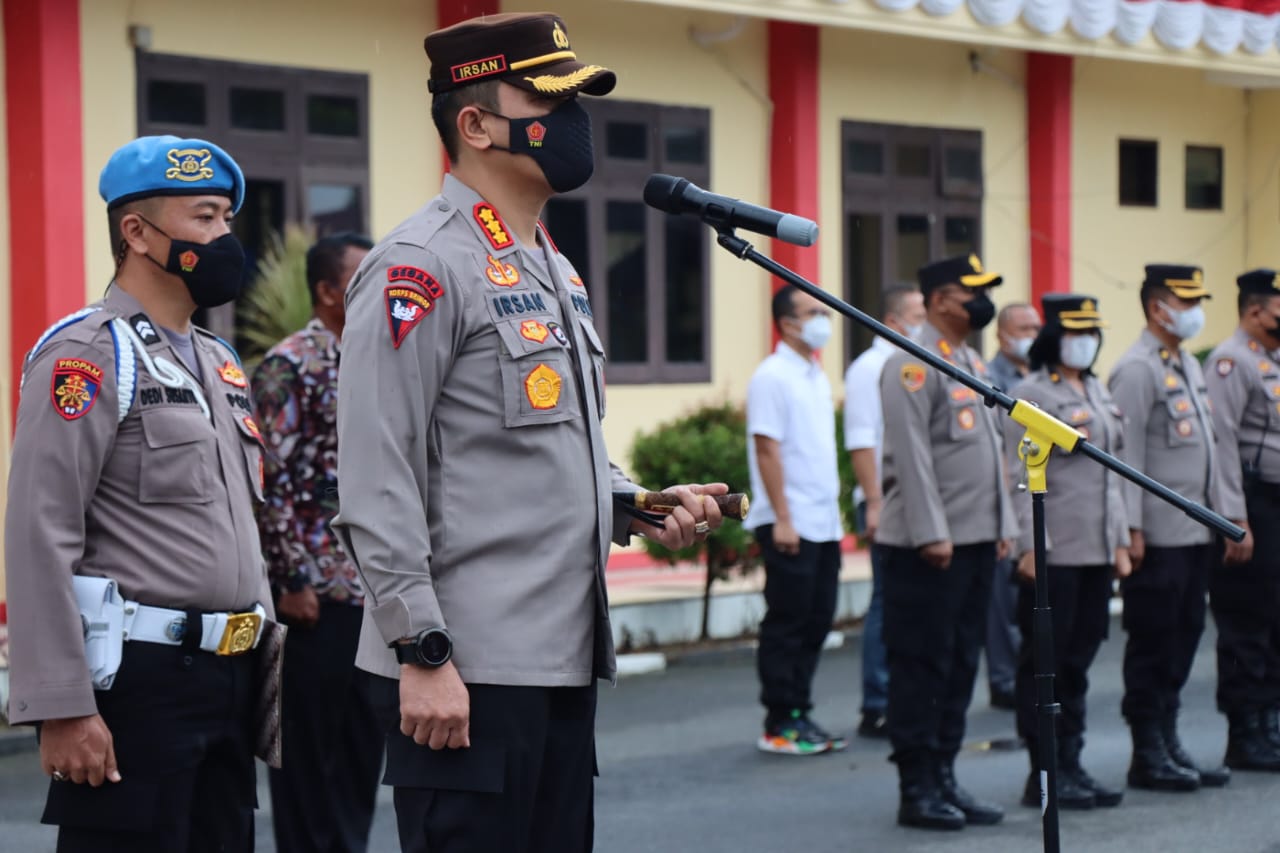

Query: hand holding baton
[613,490,749,523]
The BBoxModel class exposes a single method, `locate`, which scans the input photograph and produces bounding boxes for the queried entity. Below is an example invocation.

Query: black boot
[1127,720,1200,791]
[1060,734,1121,807]
[1224,711,1280,772]
[1162,712,1229,787]
[935,753,1004,825]
[1020,746,1095,810]
[896,752,965,831]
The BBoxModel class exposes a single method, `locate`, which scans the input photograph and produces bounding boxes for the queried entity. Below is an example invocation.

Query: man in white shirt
[843,285,926,739]
[746,285,846,755]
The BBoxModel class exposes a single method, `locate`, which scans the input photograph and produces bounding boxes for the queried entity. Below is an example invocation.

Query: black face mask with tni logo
[487,99,596,194]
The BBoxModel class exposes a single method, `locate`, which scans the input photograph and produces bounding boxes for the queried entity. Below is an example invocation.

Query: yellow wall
[820,32,1031,377]
[1073,57,1248,373]
[1244,89,1280,274]
[504,0,775,475]
[79,0,438,294]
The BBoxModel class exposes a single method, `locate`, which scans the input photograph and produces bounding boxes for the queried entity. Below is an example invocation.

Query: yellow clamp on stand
[1010,400,1085,494]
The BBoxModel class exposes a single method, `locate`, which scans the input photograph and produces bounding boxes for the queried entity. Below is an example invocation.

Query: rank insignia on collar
[546,321,571,348]
[520,320,550,344]
[474,202,514,251]
[1216,358,1234,376]
[568,275,585,288]
[486,254,521,287]
[901,364,926,392]
[218,360,248,388]
[384,286,435,349]
[242,416,262,442]
[525,363,562,410]
[1248,340,1261,352]
[51,358,103,421]
[129,313,161,345]
[938,340,953,357]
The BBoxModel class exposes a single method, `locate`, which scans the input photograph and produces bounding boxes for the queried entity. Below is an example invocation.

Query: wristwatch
[393,627,453,667]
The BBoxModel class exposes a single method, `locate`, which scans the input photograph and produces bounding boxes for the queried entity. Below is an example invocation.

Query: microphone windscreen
[643,174,686,213]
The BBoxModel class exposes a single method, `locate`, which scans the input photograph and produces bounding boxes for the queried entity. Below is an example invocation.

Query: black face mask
[960,292,996,331]
[139,217,246,308]
[1261,312,1280,346]
[487,99,595,193]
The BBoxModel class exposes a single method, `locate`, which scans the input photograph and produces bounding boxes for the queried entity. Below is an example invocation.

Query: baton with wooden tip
[613,490,749,521]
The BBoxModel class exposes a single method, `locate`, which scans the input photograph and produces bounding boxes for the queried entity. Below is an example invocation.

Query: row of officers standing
[871,254,1280,831]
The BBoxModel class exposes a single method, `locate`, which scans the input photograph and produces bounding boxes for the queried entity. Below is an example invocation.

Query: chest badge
[547,321,571,348]
[1069,407,1090,424]
[524,363,562,410]
[956,408,976,431]
[520,320,550,344]
[1216,358,1234,377]
[485,254,521,287]
[50,358,103,421]
[1176,419,1194,438]
[218,360,248,388]
[1173,398,1191,414]
[1164,373,1179,389]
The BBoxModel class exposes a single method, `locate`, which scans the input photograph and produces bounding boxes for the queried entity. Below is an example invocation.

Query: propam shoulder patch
[51,357,104,420]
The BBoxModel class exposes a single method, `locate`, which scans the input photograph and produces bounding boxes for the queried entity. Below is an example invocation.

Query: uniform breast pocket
[1164,395,1199,447]
[577,317,607,418]
[495,321,581,428]
[138,408,215,504]
[947,398,982,442]
[1057,404,1095,442]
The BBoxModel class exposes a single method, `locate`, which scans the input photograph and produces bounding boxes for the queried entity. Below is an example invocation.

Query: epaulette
[194,326,242,367]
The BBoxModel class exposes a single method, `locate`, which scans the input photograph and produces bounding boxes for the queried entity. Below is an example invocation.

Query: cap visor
[960,272,1002,287]
[1168,286,1211,299]
[506,60,616,97]
[1060,318,1108,330]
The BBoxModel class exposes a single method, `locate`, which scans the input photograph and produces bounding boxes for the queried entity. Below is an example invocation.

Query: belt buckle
[216,611,262,656]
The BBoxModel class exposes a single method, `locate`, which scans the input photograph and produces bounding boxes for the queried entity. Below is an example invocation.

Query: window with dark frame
[1119,139,1158,207]
[542,100,711,384]
[1185,145,1224,211]
[840,120,983,363]
[136,52,370,345]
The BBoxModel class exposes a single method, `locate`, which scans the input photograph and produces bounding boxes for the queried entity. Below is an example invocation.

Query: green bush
[628,401,757,640]
[834,404,859,541]
[237,226,315,371]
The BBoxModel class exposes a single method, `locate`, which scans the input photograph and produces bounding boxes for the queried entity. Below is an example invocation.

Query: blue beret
[99,135,245,214]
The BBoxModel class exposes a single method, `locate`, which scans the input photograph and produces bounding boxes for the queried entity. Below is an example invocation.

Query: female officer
[1004,294,1131,810]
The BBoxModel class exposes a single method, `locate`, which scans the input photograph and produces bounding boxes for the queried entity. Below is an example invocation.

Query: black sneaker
[801,715,848,751]
[858,711,888,739]
[758,710,831,755]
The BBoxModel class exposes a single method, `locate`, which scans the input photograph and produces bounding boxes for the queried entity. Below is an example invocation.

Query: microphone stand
[710,226,1244,853]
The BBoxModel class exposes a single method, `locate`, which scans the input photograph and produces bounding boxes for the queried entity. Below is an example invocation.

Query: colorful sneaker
[802,716,849,752]
[757,710,831,755]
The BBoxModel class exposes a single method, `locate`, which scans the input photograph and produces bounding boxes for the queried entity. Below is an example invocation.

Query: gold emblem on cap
[969,254,983,273]
[552,22,571,50]
[524,65,604,94]
[1272,273,1280,291]
[1081,299,1095,311]
[1193,270,1204,284]
[165,148,214,183]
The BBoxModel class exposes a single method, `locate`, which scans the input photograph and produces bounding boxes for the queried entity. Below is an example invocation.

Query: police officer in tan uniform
[879,254,1017,831]
[1205,268,1280,772]
[1003,294,1129,811]
[4,136,273,851]
[1108,264,1230,792]
[332,13,724,853]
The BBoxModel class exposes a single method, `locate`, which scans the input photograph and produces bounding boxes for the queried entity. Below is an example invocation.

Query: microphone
[643,174,818,247]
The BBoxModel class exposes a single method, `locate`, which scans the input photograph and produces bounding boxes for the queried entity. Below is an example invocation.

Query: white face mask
[1060,334,1100,370]
[1007,335,1034,362]
[1159,303,1206,341]
[904,323,924,341]
[800,314,832,350]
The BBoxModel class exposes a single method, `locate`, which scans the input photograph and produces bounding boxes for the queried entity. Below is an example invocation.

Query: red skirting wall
[1026,52,1073,307]
[4,0,86,421]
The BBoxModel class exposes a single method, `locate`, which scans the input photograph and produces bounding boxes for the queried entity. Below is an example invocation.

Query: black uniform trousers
[883,542,996,761]
[1014,564,1113,753]
[1120,543,1214,722]
[1211,482,1280,714]
[373,677,597,853]
[754,525,842,718]
[268,603,381,853]
[42,642,257,853]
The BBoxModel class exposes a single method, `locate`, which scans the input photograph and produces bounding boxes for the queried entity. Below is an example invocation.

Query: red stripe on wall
[767,22,821,345]
[438,0,501,174]
[1026,52,1073,307]
[5,0,86,424]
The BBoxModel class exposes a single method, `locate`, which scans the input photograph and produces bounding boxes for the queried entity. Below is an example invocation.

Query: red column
[767,21,820,345]
[438,0,501,174]
[4,0,86,420]
[1026,52,1073,307]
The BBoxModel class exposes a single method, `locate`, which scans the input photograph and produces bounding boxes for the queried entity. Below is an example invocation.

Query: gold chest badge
[525,363,562,410]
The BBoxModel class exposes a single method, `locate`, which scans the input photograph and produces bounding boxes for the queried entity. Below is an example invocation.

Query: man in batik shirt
[254,232,380,853]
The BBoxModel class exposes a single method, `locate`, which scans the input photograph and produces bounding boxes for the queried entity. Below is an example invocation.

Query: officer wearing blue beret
[5,135,276,852]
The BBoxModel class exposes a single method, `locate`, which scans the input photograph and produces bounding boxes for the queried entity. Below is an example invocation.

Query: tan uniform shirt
[1204,327,1280,521]
[333,175,634,686]
[877,322,1017,549]
[1108,329,1220,546]
[5,287,272,724]
[1005,371,1129,565]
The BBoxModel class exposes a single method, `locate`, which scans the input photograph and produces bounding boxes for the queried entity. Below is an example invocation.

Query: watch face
[419,629,451,665]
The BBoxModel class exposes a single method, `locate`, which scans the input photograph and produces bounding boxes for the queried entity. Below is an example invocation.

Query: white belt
[121,601,266,656]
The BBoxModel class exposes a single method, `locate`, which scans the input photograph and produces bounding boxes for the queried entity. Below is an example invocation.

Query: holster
[71,575,125,691]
